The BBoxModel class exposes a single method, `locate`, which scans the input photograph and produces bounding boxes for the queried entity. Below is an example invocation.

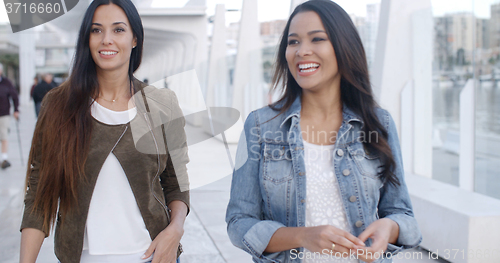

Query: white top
[81,101,153,263]
[303,140,358,263]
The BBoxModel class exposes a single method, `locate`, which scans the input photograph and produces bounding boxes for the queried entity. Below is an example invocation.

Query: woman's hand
[300,225,365,255]
[355,218,400,263]
[143,200,188,263]
[143,222,183,263]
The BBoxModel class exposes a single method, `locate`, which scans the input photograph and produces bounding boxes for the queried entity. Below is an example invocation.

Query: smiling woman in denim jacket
[226,1,422,262]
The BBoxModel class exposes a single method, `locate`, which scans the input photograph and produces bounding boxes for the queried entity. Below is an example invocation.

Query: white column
[412,8,433,178]
[290,0,307,14]
[372,0,433,177]
[206,4,227,107]
[459,79,475,191]
[193,18,208,110]
[232,0,262,119]
[400,80,414,174]
[19,30,36,105]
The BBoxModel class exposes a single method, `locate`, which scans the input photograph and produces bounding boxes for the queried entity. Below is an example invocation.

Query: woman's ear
[132,37,137,49]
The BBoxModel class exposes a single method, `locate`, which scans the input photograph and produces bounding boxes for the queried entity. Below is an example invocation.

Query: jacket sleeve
[225,111,286,263]
[160,152,190,215]
[20,104,48,236]
[377,110,422,255]
[160,91,190,215]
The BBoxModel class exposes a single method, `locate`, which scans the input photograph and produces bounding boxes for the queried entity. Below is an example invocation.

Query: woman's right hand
[299,225,365,254]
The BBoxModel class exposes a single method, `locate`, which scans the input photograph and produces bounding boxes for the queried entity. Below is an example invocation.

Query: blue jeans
[34,102,41,117]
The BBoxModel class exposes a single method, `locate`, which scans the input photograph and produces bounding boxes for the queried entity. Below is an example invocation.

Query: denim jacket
[226,97,422,263]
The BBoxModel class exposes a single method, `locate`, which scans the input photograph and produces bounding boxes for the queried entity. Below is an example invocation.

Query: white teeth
[301,68,317,73]
[298,63,320,70]
[100,51,117,55]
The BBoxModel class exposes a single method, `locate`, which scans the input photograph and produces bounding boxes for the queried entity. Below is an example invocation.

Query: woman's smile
[98,49,119,58]
[297,61,321,76]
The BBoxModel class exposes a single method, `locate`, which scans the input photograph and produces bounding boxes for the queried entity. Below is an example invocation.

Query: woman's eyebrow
[307,30,326,35]
[91,22,128,27]
[288,30,326,37]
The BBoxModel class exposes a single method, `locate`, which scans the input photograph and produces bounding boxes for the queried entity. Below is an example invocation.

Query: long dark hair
[271,0,399,186]
[26,0,144,233]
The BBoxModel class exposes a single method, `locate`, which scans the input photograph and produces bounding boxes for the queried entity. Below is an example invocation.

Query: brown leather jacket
[21,80,190,262]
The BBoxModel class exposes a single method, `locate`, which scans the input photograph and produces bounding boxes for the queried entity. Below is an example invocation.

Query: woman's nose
[297,43,312,57]
[102,31,113,45]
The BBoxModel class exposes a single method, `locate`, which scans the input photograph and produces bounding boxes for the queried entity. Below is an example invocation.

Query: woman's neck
[301,85,342,121]
[96,69,131,98]
[94,69,134,111]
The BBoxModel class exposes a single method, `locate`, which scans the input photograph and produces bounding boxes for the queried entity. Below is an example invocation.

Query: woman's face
[285,11,340,92]
[89,3,137,74]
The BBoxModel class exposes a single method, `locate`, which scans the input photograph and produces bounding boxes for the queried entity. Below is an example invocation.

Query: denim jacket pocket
[262,143,294,222]
[349,146,383,179]
[348,146,384,207]
[263,144,293,184]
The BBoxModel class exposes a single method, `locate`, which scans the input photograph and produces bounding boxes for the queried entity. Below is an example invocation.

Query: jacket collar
[279,96,364,129]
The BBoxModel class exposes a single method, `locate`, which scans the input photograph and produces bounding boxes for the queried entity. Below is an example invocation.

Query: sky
[0,0,499,24]
[152,0,500,20]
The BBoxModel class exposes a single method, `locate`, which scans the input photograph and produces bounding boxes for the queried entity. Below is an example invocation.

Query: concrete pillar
[372,0,433,177]
[19,30,36,105]
[459,79,475,191]
[232,0,263,119]
[401,80,414,174]
[206,4,227,107]
[290,0,307,14]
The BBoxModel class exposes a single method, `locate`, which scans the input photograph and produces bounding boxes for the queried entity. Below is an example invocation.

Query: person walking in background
[0,62,19,169]
[32,73,56,117]
[226,1,421,262]
[30,75,39,101]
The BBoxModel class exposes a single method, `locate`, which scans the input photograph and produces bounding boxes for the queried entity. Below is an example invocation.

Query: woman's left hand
[143,223,183,263]
[355,218,399,263]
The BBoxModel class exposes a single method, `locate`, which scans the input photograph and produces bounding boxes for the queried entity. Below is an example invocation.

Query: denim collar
[279,96,363,129]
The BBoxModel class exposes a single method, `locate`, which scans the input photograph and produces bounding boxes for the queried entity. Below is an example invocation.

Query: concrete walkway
[0,104,442,263]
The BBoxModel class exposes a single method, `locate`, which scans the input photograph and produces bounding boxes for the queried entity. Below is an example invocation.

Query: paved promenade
[0,104,441,263]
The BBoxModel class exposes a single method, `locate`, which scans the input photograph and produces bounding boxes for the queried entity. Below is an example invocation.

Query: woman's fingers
[369,235,388,254]
[330,235,360,251]
[327,226,365,248]
[142,240,156,260]
[358,225,375,243]
[337,229,366,247]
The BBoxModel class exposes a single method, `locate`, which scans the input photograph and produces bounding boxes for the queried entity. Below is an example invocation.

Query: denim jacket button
[337,149,344,157]
[349,196,357,202]
[301,199,305,203]
[342,169,350,176]
[299,172,305,176]
[355,221,363,227]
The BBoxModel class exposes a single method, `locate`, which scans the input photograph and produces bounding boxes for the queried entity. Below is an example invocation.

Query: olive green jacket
[21,80,190,263]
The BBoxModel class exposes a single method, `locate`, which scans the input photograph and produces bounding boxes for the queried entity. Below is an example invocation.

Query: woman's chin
[298,82,321,92]
[95,64,125,73]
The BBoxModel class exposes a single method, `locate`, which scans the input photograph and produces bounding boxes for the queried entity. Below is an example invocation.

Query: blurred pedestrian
[0,62,20,169]
[30,75,39,100]
[32,73,56,117]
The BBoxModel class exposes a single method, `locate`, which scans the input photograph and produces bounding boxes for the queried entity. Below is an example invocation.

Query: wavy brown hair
[271,0,399,186]
[25,0,144,233]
